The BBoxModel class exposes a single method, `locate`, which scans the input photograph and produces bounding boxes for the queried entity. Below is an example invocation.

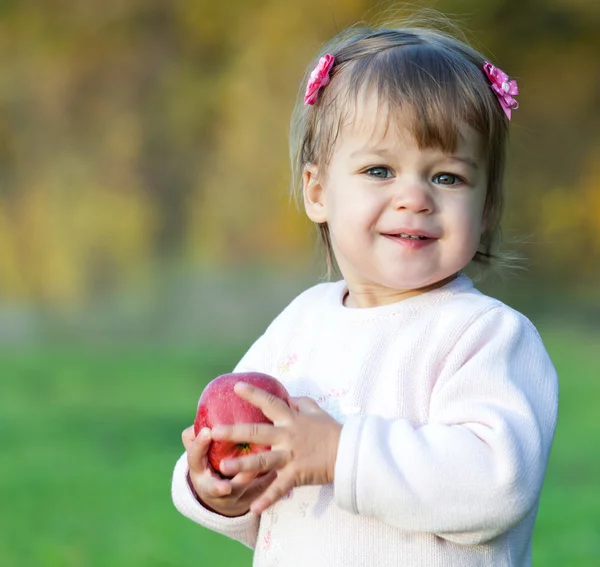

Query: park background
[1,0,598,565]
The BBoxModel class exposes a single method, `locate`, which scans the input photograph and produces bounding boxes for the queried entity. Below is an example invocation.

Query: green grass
[530,326,600,566]
[1,326,598,566]
[0,343,254,567]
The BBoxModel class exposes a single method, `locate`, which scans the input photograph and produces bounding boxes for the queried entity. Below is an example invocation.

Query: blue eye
[365,167,392,179]
[433,173,463,185]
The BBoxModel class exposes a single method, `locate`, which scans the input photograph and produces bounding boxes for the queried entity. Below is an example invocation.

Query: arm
[171,452,261,549]
[334,307,559,544]
[170,332,272,547]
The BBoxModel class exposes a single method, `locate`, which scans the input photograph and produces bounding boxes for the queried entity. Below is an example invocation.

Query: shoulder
[426,276,550,362]
[445,299,553,378]
[281,280,344,312]
[436,276,540,336]
[434,283,558,419]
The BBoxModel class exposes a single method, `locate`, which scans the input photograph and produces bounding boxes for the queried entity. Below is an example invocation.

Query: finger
[243,470,277,500]
[189,463,233,499]
[228,471,259,490]
[291,396,322,414]
[211,422,278,446]
[201,473,233,498]
[181,426,196,450]
[186,427,211,465]
[234,382,292,422]
[250,476,293,515]
[219,450,288,477]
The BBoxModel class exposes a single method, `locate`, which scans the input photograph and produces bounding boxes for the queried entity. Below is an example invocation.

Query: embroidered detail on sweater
[262,530,272,552]
[277,353,298,374]
[315,387,361,423]
[298,501,309,518]
[261,508,283,566]
[315,387,348,404]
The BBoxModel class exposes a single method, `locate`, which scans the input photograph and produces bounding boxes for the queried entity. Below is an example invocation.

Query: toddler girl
[172,19,558,567]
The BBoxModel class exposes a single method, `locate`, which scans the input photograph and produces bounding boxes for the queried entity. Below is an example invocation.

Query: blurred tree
[0,0,597,306]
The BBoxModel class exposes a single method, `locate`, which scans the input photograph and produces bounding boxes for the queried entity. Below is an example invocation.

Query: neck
[343,274,458,308]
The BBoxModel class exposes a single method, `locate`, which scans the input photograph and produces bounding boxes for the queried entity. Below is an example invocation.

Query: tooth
[395,233,428,240]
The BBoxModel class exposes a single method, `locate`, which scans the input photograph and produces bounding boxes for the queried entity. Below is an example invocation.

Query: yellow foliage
[0,0,598,304]
[0,205,25,297]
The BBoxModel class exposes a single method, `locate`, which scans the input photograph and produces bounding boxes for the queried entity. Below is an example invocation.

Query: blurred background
[1,0,598,566]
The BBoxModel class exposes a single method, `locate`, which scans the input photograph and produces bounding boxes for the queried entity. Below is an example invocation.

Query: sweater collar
[328,273,475,321]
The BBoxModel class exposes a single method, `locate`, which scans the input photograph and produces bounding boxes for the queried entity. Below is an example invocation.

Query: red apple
[193,372,289,477]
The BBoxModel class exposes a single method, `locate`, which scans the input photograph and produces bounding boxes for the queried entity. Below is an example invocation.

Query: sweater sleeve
[171,453,259,548]
[334,306,559,544]
[170,332,271,548]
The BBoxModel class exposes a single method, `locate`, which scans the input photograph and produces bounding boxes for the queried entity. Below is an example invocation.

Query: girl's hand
[182,426,277,517]
[210,382,343,515]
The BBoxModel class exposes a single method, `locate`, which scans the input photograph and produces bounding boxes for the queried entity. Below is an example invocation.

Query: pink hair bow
[483,61,519,120]
[304,54,335,105]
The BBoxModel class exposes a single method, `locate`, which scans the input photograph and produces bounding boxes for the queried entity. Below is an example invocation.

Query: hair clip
[304,54,335,105]
[483,61,519,120]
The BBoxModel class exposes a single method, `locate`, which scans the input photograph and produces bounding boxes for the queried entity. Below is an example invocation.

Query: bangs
[315,43,501,165]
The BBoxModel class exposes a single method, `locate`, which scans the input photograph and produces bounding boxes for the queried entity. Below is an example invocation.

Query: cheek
[328,199,377,253]
[450,198,486,238]
[329,191,375,227]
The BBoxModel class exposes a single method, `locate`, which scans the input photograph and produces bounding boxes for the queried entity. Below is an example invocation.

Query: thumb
[186,427,212,462]
[181,426,196,451]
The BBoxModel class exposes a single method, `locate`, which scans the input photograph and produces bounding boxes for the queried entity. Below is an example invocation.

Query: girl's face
[303,96,488,307]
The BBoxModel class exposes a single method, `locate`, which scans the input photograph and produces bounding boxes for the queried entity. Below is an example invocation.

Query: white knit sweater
[172,274,558,567]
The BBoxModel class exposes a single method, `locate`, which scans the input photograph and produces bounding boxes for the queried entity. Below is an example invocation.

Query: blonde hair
[290,21,521,277]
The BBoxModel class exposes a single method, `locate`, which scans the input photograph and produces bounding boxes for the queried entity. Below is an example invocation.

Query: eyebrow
[349,147,395,160]
[445,156,480,171]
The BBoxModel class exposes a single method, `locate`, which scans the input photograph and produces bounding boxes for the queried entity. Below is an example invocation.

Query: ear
[302,164,327,223]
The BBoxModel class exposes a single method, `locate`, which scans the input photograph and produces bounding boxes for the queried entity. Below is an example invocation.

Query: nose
[390,177,434,214]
